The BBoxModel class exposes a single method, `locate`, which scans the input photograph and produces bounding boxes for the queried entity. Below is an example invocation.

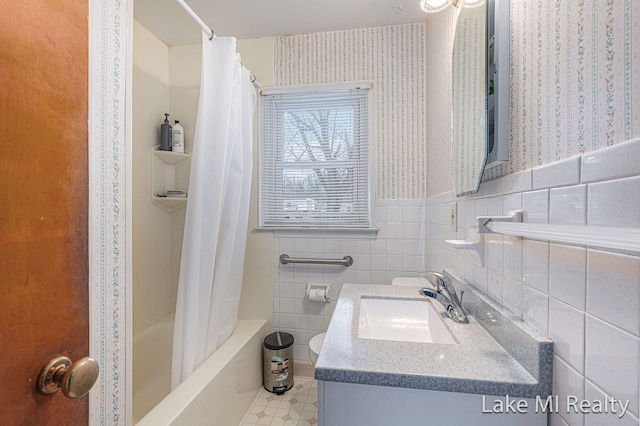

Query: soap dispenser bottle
[172,120,184,153]
[160,113,172,151]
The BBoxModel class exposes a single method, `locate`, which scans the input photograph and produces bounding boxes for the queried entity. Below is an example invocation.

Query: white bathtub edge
[136,319,268,426]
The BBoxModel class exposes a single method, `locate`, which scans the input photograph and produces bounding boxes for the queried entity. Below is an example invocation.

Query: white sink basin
[357,298,458,344]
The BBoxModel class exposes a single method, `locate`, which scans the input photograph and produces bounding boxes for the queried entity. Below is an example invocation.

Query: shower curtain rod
[174,0,260,86]
[175,0,214,40]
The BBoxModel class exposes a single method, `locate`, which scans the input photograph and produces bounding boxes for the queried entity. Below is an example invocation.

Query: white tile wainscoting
[427,138,640,426]
[272,199,426,364]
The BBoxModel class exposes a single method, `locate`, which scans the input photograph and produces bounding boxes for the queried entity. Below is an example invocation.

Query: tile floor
[240,376,318,426]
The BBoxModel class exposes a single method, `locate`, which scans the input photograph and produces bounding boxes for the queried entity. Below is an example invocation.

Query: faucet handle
[444,281,460,305]
[419,287,437,298]
[420,271,464,305]
[420,271,447,290]
[419,287,469,324]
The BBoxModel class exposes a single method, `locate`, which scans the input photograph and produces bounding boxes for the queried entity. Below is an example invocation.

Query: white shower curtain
[171,34,256,389]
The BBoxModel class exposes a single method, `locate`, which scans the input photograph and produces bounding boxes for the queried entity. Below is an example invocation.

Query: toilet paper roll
[308,288,327,303]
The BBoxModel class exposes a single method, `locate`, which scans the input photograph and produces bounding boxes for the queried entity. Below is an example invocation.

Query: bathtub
[133,314,175,422]
[135,318,267,425]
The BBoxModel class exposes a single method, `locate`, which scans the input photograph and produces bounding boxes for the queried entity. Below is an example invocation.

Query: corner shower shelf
[151,146,191,212]
[153,148,190,165]
[152,195,188,212]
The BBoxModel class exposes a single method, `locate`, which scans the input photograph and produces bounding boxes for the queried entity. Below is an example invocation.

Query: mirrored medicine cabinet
[451,0,510,196]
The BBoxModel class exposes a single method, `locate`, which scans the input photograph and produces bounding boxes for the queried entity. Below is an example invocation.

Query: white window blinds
[259,84,373,228]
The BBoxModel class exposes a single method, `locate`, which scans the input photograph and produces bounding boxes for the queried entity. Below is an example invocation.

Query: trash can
[263,331,294,394]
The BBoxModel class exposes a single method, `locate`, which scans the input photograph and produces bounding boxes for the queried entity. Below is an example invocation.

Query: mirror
[451,0,509,197]
[451,1,487,196]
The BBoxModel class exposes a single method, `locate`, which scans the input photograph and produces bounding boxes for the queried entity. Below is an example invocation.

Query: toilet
[309,332,325,366]
[308,277,434,365]
[390,276,431,287]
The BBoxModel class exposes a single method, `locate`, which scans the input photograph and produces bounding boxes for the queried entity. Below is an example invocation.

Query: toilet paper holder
[306,284,331,303]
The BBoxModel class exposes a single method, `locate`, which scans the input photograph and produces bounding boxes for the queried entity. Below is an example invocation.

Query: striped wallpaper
[275,24,428,199]
[424,8,458,198]
[427,0,639,196]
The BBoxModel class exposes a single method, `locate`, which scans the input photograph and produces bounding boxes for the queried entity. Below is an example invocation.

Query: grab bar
[279,254,354,267]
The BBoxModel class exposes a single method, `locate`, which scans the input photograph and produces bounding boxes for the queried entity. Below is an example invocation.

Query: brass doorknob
[36,356,100,398]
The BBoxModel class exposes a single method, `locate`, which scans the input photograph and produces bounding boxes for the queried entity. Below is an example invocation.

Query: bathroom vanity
[314,271,553,426]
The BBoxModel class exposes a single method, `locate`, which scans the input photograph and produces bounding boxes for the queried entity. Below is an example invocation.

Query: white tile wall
[533,156,581,190]
[586,250,640,336]
[549,298,585,374]
[273,199,426,364]
[553,357,586,426]
[585,316,639,416]
[522,189,549,224]
[588,176,640,228]
[522,286,548,334]
[502,275,523,316]
[523,240,549,293]
[548,244,587,310]
[426,138,640,424]
[584,380,640,426]
[581,138,640,184]
[549,185,587,225]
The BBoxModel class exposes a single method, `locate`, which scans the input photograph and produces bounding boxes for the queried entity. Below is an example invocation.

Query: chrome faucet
[419,272,469,324]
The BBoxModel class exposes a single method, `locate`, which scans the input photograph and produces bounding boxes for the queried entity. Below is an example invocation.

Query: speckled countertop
[314,275,553,399]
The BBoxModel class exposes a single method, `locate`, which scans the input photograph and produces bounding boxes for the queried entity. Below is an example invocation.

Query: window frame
[257,81,375,231]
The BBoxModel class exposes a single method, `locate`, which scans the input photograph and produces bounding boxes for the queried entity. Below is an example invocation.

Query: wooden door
[0,1,90,424]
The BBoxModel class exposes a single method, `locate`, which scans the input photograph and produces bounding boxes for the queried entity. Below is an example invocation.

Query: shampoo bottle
[160,113,172,151]
[172,120,184,153]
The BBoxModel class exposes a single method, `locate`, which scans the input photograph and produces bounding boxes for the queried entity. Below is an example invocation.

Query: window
[259,83,373,229]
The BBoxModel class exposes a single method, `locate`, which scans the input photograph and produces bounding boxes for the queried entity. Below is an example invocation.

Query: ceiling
[134,0,428,46]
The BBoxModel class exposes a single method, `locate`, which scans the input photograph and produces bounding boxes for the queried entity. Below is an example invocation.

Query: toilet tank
[391,277,434,288]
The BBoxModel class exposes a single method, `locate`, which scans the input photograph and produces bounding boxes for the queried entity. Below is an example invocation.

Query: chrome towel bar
[279,254,353,267]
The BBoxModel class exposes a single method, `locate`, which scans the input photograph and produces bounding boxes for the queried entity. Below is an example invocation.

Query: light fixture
[420,0,463,13]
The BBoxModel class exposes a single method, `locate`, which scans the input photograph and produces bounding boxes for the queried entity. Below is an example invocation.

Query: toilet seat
[391,277,431,287]
[309,332,326,365]
[309,332,325,356]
